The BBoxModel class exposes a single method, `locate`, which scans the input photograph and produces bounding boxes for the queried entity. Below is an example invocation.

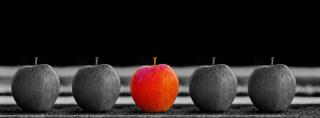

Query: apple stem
[212,57,216,66]
[271,57,274,65]
[35,57,38,65]
[95,57,99,65]
[153,57,157,65]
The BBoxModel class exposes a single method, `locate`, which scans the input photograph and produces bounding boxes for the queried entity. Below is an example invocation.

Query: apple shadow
[2,109,50,114]
[72,109,111,113]
[21,110,48,113]
[199,110,225,113]
[130,110,170,114]
[186,107,226,114]
[250,109,285,114]
[126,107,177,115]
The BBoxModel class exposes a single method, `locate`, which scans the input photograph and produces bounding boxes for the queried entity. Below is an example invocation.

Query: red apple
[130,57,179,112]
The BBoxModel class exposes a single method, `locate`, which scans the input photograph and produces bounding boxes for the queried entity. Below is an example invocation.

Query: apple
[248,57,296,112]
[11,57,60,112]
[72,57,121,112]
[130,57,179,112]
[189,57,237,112]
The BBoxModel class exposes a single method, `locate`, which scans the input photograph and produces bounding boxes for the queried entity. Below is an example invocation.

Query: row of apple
[10,57,295,113]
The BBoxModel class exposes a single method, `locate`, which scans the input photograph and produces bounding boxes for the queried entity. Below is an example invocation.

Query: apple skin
[189,64,237,112]
[11,64,60,112]
[248,64,296,112]
[130,64,179,112]
[72,64,121,112]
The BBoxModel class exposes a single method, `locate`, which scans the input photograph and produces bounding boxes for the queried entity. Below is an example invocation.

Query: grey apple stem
[95,57,99,65]
[212,57,216,66]
[153,57,157,65]
[271,57,274,65]
[35,57,38,65]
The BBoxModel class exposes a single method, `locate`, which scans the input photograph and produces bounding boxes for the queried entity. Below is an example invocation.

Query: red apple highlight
[130,57,179,112]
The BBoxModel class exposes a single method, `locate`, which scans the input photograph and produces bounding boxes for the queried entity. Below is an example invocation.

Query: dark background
[0,55,319,67]
[0,23,317,66]
[0,7,318,66]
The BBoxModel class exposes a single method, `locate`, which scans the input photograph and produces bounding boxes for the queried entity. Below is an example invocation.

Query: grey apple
[248,64,296,112]
[189,64,237,112]
[72,64,121,112]
[11,64,60,112]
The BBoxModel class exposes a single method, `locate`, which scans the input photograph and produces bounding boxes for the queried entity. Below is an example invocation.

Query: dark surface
[0,104,319,117]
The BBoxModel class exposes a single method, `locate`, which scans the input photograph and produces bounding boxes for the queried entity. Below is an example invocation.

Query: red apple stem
[153,57,157,65]
[271,57,274,65]
[95,57,99,65]
[35,57,38,65]
[212,57,216,66]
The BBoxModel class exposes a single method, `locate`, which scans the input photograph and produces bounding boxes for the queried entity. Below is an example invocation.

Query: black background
[0,7,318,66]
